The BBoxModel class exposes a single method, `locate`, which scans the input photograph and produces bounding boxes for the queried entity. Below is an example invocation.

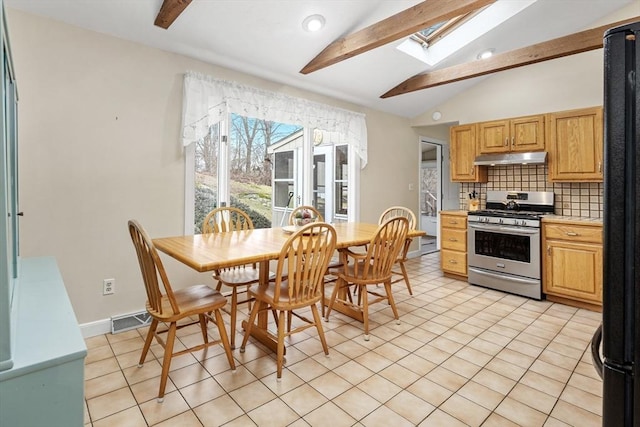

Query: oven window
[474,230,530,263]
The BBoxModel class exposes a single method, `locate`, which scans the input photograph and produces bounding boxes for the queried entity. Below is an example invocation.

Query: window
[181,73,366,232]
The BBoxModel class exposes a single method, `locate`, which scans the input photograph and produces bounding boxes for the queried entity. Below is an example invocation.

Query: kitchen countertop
[542,215,603,225]
[439,210,470,216]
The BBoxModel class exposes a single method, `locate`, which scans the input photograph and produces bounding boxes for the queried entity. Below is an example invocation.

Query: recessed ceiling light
[477,49,495,60]
[303,14,325,32]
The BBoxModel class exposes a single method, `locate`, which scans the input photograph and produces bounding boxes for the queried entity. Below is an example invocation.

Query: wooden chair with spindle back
[202,206,272,349]
[240,222,337,378]
[324,216,409,341]
[128,220,235,402]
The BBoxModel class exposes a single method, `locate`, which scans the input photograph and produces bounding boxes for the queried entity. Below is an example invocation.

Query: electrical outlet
[103,278,115,295]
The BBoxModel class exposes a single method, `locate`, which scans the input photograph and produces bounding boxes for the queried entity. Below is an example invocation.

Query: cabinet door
[478,120,509,154]
[450,124,487,182]
[511,115,545,152]
[544,241,603,304]
[547,107,603,182]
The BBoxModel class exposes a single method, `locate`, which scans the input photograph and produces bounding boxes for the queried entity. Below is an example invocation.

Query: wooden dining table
[153,222,425,352]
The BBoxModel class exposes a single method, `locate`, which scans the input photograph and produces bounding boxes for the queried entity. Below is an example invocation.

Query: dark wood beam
[382,16,640,98]
[300,0,495,75]
[154,0,192,29]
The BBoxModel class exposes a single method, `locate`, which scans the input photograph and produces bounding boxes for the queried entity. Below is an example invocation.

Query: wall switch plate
[103,278,115,295]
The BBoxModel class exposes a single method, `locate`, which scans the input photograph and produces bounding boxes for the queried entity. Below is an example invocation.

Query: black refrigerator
[591,20,640,426]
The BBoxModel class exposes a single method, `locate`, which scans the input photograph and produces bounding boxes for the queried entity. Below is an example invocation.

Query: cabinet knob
[504,138,508,146]
[449,237,457,241]
[470,168,474,175]
[566,231,579,236]
[448,259,458,264]
[511,137,515,146]
[598,162,602,173]
[449,220,458,224]
[547,245,551,255]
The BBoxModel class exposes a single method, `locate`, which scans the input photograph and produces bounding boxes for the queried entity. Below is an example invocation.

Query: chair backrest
[203,207,254,233]
[379,206,415,261]
[128,220,179,316]
[272,222,336,304]
[361,216,409,280]
[288,205,324,225]
[378,206,416,230]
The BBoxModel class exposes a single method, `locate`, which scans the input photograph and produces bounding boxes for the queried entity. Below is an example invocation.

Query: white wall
[6,8,420,327]
[411,0,640,127]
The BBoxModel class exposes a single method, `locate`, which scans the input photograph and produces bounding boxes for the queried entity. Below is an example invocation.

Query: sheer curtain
[181,71,368,167]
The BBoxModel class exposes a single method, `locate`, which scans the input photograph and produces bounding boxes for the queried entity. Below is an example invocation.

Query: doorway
[419,138,459,254]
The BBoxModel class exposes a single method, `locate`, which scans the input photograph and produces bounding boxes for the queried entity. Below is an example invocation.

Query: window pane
[274,151,294,179]
[335,145,348,180]
[274,182,294,208]
[194,123,220,233]
[335,182,348,215]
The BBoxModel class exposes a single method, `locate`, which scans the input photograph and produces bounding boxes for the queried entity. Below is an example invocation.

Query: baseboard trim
[80,319,111,338]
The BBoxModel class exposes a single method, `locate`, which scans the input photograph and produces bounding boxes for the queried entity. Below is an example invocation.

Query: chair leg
[157,322,177,402]
[276,310,285,379]
[399,261,412,295]
[311,304,329,355]
[198,314,209,344]
[139,318,158,367]
[239,300,262,353]
[213,309,236,370]
[324,277,343,321]
[361,284,370,341]
[230,287,238,349]
[384,280,401,325]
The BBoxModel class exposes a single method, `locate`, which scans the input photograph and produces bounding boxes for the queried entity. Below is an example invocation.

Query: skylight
[398,0,538,67]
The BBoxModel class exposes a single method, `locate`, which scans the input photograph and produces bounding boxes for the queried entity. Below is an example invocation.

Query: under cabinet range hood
[474,151,547,166]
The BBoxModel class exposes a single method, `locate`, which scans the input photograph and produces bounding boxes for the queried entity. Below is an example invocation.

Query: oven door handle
[468,223,539,235]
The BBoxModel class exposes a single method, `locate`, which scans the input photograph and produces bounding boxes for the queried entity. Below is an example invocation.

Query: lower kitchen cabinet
[440,211,468,278]
[542,220,603,309]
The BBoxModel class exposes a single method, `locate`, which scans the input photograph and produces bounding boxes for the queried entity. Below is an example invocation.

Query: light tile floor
[83,252,603,426]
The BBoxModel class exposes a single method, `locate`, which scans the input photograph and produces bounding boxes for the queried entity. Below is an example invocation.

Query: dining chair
[128,220,235,402]
[288,205,341,315]
[379,206,418,295]
[202,206,271,349]
[239,222,337,378]
[324,216,409,341]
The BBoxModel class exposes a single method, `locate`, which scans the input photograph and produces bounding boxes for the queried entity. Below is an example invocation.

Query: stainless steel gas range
[467,190,554,300]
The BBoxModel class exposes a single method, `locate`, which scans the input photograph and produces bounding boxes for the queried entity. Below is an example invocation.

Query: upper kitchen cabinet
[478,115,546,154]
[547,106,603,182]
[450,124,487,182]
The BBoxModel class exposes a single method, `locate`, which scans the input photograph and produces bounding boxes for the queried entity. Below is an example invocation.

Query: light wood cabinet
[440,212,468,277]
[478,115,545,154]
[542,220,602,309]
[449,124,487,182]
[547,106,603,182]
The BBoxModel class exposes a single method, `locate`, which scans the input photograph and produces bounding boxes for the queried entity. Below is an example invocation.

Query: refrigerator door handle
[590,323,604,379]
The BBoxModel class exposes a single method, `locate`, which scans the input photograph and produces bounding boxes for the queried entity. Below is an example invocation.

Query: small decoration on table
[294,209,317,226]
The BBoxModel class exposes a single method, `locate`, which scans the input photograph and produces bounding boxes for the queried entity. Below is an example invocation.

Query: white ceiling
[6,0,634,118]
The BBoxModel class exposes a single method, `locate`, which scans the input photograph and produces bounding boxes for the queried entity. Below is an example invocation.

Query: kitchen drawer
[441,215,467,230]
[441,249,467,275]
[544,223,602,244]
[441,229,467,252]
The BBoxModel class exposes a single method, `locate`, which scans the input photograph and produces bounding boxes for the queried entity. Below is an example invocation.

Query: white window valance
[181,71,368,167]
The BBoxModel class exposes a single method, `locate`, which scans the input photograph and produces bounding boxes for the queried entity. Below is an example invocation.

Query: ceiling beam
[300,0,496,75]
[381,16,640,98]
[154,0,192,29]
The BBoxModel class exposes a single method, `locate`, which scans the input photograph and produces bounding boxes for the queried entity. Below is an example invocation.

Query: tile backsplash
[459,164,603,218]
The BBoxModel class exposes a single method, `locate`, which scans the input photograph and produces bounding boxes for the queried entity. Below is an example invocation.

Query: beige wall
[7,8,420,326]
